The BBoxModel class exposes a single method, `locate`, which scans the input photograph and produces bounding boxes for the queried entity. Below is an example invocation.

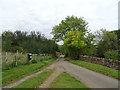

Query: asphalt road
[56,57,119,88]
[39,56,119,88]
[3,56,119,89]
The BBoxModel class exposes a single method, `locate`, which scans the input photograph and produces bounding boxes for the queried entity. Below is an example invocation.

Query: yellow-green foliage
[64,30,86,49]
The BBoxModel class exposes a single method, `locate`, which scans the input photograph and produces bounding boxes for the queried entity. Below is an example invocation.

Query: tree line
[51,16,120,60]
[2,16,119,60]
[2,31,58,56]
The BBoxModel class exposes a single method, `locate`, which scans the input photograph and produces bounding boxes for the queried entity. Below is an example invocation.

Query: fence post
[15,50,18,66]
[5,52,7,63]
[15,55,17,66]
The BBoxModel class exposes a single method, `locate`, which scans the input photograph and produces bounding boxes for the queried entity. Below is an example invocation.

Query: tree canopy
[95,29,119,59]
[51,16,88,42]
[51,16,95,59]
[2,30,58,56]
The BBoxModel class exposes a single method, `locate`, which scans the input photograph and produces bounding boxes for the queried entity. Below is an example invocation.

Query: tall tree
[95,29,118,58]
[51,16,88,42]
[51,16,95,59]
[2,30,58,56]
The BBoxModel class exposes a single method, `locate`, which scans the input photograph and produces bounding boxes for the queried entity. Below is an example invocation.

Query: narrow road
[3,56,119,88]
[39,56,119,88]
[59,61,119,88]
[38,67,64,88]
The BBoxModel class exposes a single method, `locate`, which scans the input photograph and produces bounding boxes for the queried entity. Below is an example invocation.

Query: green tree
[64,30,86,59]
[104,50,119,60]
[51,16,88,42]
[64,30,95,59]
[2,31,14,52]
[2,30,58,56]
[95,29,118,58]
[51,16,95,59]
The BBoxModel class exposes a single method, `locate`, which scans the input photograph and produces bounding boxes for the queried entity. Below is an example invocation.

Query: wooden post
[17,50,18,55]
[5,52,7,63]
[15,50,18,66]
[15,55,17,65]
[27,53,29,64]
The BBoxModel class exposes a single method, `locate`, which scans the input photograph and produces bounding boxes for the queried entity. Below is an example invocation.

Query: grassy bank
[2,57,56,86]
[68,60,119,79]
[49,72,89,88]
[13,69,53,88]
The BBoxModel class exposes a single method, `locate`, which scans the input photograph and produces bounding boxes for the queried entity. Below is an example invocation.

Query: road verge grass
[68,59,119,79]
[49,72,89,89]
[13,69,53,88]
[2,57,56,86]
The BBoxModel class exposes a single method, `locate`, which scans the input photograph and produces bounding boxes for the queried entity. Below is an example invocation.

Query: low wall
[79,55,120,70]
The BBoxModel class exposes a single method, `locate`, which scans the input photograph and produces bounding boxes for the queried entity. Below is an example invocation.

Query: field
[2,56,56,86]
[2,52,50,70]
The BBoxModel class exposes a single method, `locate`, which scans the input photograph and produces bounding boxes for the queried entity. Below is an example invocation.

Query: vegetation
[51,16,95,59]
[13,69,53,88]
[50,72,89,88]
[95,29,119,60]
[104,50,119,60]
[51,16,119,60]
[2,15,119,88]
[2,16,119,61]
[51,16,88,42]
[69,60,119,79]
[2,57,55,86]
[2,31,58,56]
[2,53,51,71]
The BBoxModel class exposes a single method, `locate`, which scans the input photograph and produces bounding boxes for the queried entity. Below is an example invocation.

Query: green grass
[69,60,119,79]
[50,72,89,88]
[2,57,56,86]
[13,69,53,88]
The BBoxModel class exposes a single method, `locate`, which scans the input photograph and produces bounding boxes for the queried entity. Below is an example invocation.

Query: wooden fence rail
[2,52,51,70]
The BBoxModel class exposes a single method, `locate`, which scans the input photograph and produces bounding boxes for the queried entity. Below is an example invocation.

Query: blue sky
[0,0,119,39]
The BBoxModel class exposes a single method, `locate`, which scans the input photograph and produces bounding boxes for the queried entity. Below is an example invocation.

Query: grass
[2,57,56,86]
[69,60,119,79]
[49,72,89,89]
[13,69,53,88]
[2,54,51,71]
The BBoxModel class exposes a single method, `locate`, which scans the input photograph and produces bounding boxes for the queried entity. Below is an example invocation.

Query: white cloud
[0,0,119,38]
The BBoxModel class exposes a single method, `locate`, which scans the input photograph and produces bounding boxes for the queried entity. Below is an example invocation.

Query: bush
[2,61,17,70]
[30,59,37,63]
[104,50,119,60]
[64,57,71,61]
[42,61,49,64]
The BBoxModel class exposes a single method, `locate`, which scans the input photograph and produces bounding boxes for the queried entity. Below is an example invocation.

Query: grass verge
[2,57,56,86]
[49,72,89,88]
[69,60,119,79]
[13,69,53,88]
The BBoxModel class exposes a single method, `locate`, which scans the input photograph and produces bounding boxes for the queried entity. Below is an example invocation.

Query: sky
[0,0,119,39]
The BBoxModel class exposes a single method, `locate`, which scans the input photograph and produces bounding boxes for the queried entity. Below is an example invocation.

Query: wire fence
[2,52,51,71]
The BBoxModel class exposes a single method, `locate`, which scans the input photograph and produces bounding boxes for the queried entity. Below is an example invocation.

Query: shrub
[30,59,37,63]
[64,57,71,61]
[104,50,119,60]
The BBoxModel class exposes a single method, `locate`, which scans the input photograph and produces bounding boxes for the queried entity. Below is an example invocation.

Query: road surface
[39,56,119,88]
[3,55,119,89]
